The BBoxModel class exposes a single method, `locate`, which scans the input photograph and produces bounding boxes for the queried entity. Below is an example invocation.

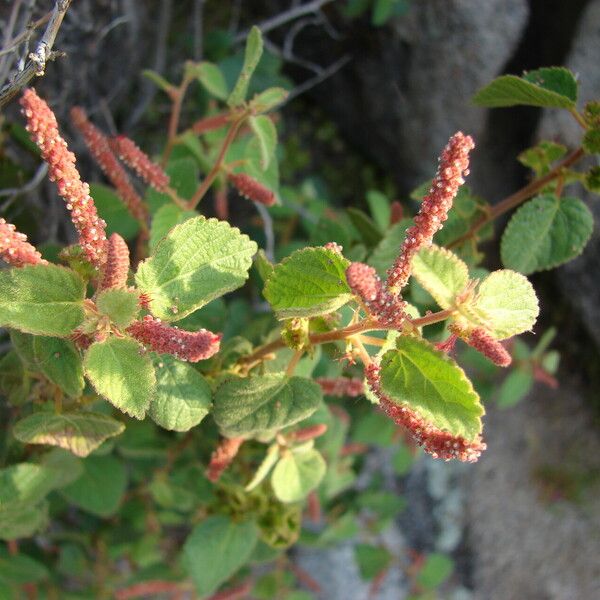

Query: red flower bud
[206,437,244,482]
[0,218,46,267]
[467,327,512,367]
[228,173,275,206]
[316,377,364,397]
[99,233,130,290]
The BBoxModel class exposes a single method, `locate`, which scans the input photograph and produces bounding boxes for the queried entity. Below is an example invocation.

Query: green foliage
[271,444,326,503]
[582,128,600,154]
[354,543,393,580]
[250,115,278,170]
[228,26,264,106]
[518,141,567,176]
[189,61,229,100]
[149,203,196,250]
[251,87,289,113]
[90,184,140,240]
[96,288,140,328]
[416,553,454,590]
[33,336,84,397]
[497,368,534,408]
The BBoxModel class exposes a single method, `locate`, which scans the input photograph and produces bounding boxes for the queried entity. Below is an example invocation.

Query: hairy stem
[161,74,193,166]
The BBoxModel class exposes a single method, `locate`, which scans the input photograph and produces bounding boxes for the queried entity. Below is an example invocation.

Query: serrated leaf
[227,26,263,107]
[245,443,280,491]
[411,245,469,309]
[213,373,322,437]
[250,87,289,113]
[13,412,125,457]
[0,265,85,336]
[254,249,274,283]
[96,289,139,328]
[149,355,211,431]
[136,216,257,321]
[368,219,412,276]
[471,270,539,339]
[33,337,84,397]
[380,336,484,441]
[501,195,593,274]
[60,455,127,517]
[192,61,228,100]
[249,115,277,170]
[473,67,577,108]
[10,330,37,368]
[183,515,258,597]
[84,337,155,419]
[149,203,196,250]
[264,247,353,319]
[583,128,600,154]
[271,447,326,503]
[90,183,140,240]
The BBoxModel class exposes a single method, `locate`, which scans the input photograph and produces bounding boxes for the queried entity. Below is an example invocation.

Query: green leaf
[372,0,407,26]
[9,330,37,368]
[191,61,228,100]
[13,412,125,457]
[0,503,48,541]
[416,553,454,590]
[149,355,211,431]
[354,544,393,580]
[96,289,140,328]
[141,69,175,94]
[518,141,567,176]
[357,491,407,519]
[473,67,577,108]
[146,157,199,213]
[250,87,289,113]
[90,184,140,240]
[41,448,84,488]
[264,247,353,319]
[366,190,391,230]
[471,270,539,339]
[254,249,274,283]
[0,463,56,511]
[500,195,593,274]
[33,337,84,397]
[583,128,600,154]
[60,455,127,517]
[380,336,484,441]
[584,166,600,193]
[249,115,277,170]
[0,264,85,336]
[347,207,383,247]
[392,443,414,475]
[368,219,412,276]
[271,446,326,503]
[245,444,280,491]
[213,373,322,437]
[227,26,264,107]
[136,216,257,321]
[83,337,155,419]
[411,245,469,309]
[497,368,533,408]
[149,203,196,250]
[183,515,258,597]
[0,351,30,406]
[0,550,49,584]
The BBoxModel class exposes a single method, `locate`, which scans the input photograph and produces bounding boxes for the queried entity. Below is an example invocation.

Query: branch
[0,11,53,58]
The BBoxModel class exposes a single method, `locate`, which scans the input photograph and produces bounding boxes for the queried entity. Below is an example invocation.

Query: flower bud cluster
[0,218,47,267]
[20,89,107,268]
[127,315,221,362]
[467,327,512,367]
[316,377,364,397]
[365,363,486,462]
[323,241,343,254]
[206,437,244,482]
[99,233,130,290]
[228,173,275,206]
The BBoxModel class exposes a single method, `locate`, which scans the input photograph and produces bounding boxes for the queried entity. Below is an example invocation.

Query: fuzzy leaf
[96,289,140,328]
[149,355,211,431]
[518,141,567,176]
[83,337,155,419]
[13,412,125,457]
[249,115,277,170]
[250,87,289,113]
[227,26,263,106]
[136,216,257,321]
[264,247,353,319]
[0,265,85,336]
[141,69,174,94]
[149,204,196,250]
[583,128,600,154]
[33,337,84,398]
[245,444,280,491]
[271,446,326,503]
[191,61,228,100]
[0,503,48,541]
[0,463,57,512]
[368,219,411,276]
[411,245,469,309]
[380,336,484,441]
[213,373,322,437]
[500,195,593,274]
[90,184,140,240]
[366,190,391,230]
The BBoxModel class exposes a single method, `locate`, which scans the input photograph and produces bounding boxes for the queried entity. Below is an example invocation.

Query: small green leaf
[368,219,412,276]
[500,195,593,274]
[271,447,326,503]
[0,264,85,336]
[372,0,408,26]
[149,203,196,250]
[250,87,289,113]
[366,190,391,230]
[136,216,257,321]
[149,355,211,431]
[473,67,577,108]
[90,184,140,240]
[354,544,393,580]
[0,351,30,406]
[416,553,454,590]
[60,455,127,517]
[380,336,484,441]
[347,207,383,247]
[392,444,414,475]
[245,443,280,491]
[0,549,49,584]
[582,128,600,154]
[227,26,264,107]
[254,249,274,283]
[141,70,175,95]
[213,373,322,437]
[190,61,228,100]
[84,337,155,419]
[183,515,258,597]
[0,463,57,511]
[411,245,469,309]
[518,141,567,176]
[96,289,140,328]
[33,337,84,397]
[584,166,600,193]
[0,503,48,541]
[13,412,125,457]
[264,247,353,319]
[249,115,277,170]
[146,157,199,213]
[497,368,533,408]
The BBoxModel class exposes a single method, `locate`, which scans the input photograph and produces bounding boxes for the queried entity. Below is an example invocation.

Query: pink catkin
[127,315,221,362]
[0,218,47,267]
[228,173,276,206]
[20,89,107,268]
[206,437,244,482]
[99,233,130,290]
[346,262,406,328]
[110,135,170,193]
[467,327,512,367]
[365,363,486,462]
[324,241,343,254]
[316,377,364,397]
[387,131,474,294]
[70,108,148,225]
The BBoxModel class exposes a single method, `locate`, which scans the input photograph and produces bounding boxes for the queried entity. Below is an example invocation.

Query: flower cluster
[228,173,276,206]
[206,437,244,482]
[387,131,474,294]
[467,327,512,367]
[21,89,107,268]
[346,262,406,327]
[99,233,130,291]
[316,377,364,397]
[127,315,221,362]
[0,218,47,267]
[365,363,486,462]
[70,108,148,225]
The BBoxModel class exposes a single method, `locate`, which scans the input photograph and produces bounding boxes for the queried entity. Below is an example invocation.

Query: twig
[193,0,205,61]
[0,162,48,211]
[161,72,194,166]
[0,0,24,83]
[285,54,352,103]
[254,202,275,261]
[0,6,52,59]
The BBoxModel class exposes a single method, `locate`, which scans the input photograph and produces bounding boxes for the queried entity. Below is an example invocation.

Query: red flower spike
[324,241,343,254]
[316,377,364,397]
[99,233,130,290]
[467,327,512,367]
[191,112,230,135]
[228,173,276,206]
[110,135,170,193]
[387,132,474,294]
[435,333,458,354]
[0,218,47,267]
[126,315,221,362]
[346,262,406,328]
[206,437,244,482]
[20,90,107,268]
[365,363,486,462]
[71,108,148,225]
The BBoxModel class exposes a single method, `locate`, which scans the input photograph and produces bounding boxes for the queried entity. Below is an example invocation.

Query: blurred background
[1,1,599,598]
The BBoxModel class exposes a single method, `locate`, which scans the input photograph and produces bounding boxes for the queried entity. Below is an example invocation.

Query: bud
[191,112,230,135]
[316,377,364,397]
[467,327,512,367]
[98,233,130,290]
[0,218,47,267]
[228,173,275,206]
